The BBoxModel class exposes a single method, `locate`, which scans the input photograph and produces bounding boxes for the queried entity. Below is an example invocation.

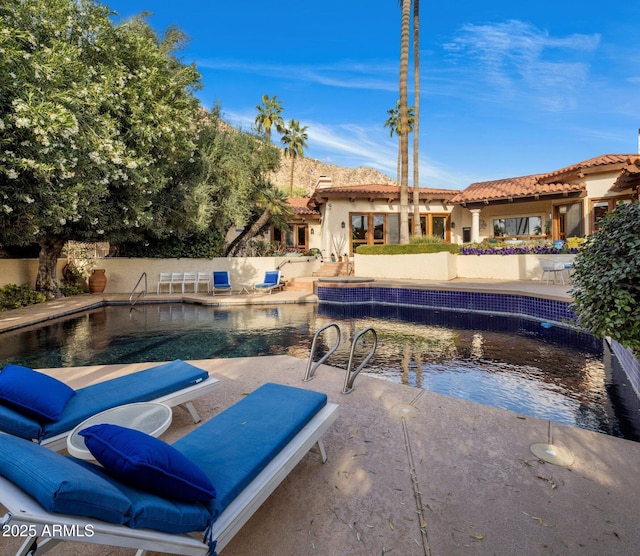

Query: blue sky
[106,1,640,190]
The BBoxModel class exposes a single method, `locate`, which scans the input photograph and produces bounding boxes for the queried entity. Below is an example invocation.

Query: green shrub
[410,235,449,245]
[570,202,640,351]
[59,284,86,297]
[356,242,459,255]
[115,231,226,258]
[0,284,47,311]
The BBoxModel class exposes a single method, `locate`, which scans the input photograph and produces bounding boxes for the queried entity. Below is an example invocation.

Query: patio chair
[0,360,220,451]
[253,270,282,294]
[539,258,567,285]
[0,383,339,556]
[196,272,211,294]
[182,272,197,293]
[212,271,232,295]
[170,272,184,293]
[156,272,172,294]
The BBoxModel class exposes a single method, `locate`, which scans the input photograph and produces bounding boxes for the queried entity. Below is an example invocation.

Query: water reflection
[1,302,638,440]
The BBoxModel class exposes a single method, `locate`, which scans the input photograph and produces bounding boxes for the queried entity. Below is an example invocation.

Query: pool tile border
[317,284,575,326]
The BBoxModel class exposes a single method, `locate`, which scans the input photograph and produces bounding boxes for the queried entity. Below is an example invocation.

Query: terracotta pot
[88,269,107,294]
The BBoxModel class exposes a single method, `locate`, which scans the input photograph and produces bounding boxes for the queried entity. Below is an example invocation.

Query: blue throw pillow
[79,424,216,503]
[0,364,75,421]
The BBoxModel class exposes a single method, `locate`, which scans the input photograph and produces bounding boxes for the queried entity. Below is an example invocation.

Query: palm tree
[255,94,284,143]
[281,119,308,196]
[398,0,411,244]
[384,100,414,184]
[225,185,293,256]
[412,0,422,238]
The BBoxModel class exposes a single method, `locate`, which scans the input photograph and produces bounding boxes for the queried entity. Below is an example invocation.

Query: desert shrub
[570,202,640,351]
[0,284,47,310]
[59,284,86,297]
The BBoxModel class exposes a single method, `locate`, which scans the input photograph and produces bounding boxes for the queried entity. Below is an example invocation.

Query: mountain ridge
[271,150,396,196]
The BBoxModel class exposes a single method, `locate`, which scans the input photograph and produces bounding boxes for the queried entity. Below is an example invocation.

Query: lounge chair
[212,271,232,295]
[0,360,220,451]
[196,272,211,294]
[170,272,185,293]
[539,258,568,285]
[182,272,197,293]
[0,383,339,556]
[253,270,281,294]
[156,272,172,294]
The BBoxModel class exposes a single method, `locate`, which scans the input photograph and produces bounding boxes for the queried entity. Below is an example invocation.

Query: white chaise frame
[40,377,220,452]
[1,402,339,556]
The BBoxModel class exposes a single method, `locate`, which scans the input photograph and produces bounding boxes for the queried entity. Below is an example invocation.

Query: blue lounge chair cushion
[76,459,214,534]
[0,364,75,421]
[173,382,327,518]
[40,360,208,441]
[0,433,131,524]
[0,403,42,440]
[80,424,216,502]
[213,272,231,289]
[255,270,279,289]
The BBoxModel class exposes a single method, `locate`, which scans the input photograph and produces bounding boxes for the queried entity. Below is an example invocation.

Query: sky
[105,0,640,191]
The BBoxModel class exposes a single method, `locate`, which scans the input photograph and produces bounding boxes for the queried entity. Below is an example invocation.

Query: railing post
[303,323,341,382]
[342,327,377,394]
[128,272,147,306]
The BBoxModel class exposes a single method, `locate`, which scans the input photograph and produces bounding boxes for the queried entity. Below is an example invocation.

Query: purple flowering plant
[460,241,580,256]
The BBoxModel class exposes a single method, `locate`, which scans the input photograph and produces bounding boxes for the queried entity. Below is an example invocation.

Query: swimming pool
[0,302,637,440]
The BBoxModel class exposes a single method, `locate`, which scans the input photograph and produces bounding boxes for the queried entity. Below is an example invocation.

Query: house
[451,153,640,243]
[271,197,321,253]
[277,155,639,257]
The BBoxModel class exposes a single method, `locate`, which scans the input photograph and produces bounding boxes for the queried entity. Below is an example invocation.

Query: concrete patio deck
[3,280,639,556]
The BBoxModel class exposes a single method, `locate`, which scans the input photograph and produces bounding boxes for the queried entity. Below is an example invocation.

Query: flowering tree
[0,0,202,297]
[570,202,640,352]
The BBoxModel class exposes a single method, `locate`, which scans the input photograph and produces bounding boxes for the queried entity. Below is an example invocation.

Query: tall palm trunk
[412,0,422,237]
[399,0,411,244]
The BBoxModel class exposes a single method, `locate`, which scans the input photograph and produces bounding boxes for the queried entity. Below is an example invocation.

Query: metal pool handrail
[129,272,147,307]
[303,322,341,382]
[342,327,377,394]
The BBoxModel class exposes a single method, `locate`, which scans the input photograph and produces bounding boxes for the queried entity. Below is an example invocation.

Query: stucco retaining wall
[0,259,67,288]
[353,252,458,280]
[353,252,575,281]
[0,256,321,294]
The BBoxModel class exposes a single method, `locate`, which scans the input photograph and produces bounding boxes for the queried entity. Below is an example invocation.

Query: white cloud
[443,20,600,112]
[198,58,397,92]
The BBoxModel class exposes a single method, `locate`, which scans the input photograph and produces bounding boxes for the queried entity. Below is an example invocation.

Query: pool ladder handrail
[303,323,377,394]
[129,272,147,307]
[303,323,341,382]
[342,327,377,394]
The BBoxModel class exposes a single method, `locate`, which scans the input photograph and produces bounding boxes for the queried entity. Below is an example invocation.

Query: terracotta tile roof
[287,197,320,216]
[450,174,585,204]
[310,184,459,203]
[538,153,640,183]
[452,154,640,204]
[603,155,640,191]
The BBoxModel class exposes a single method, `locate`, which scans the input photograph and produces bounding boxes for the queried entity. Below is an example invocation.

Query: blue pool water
[0,302,637,440]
